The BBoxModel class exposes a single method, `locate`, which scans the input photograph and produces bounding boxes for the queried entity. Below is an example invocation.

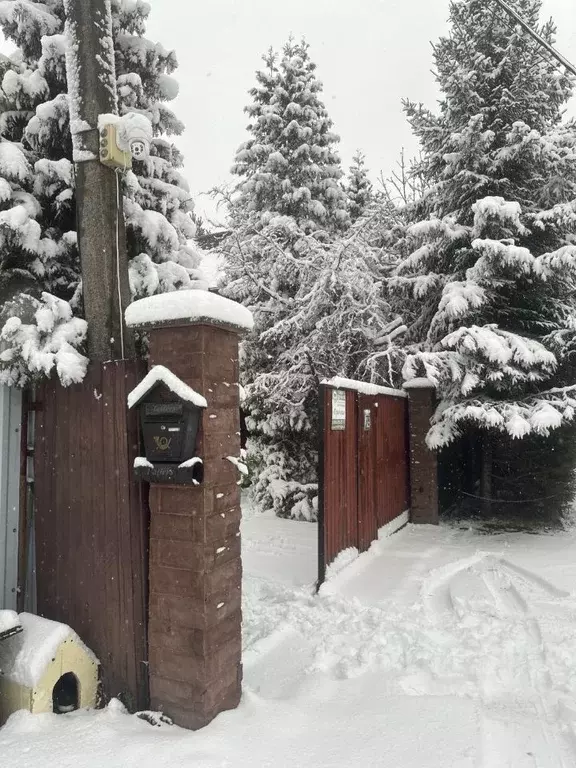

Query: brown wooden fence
[318,381,410,584]
[33,360,149,710]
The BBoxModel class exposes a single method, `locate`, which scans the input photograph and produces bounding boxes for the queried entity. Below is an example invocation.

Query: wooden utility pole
[63,0,134,361]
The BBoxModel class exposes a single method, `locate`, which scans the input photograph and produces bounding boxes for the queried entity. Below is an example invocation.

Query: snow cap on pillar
[125,289,253,334]
[402,377,436,391]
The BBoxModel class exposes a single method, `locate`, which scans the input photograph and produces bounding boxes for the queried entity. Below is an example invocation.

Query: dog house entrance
[52,672,79,714]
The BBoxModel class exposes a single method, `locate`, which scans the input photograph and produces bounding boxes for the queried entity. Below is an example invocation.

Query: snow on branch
[442,325,556,371]
[427,390,576,449]
[0,292,88,387]
[471,196,529,238]
[322,376,407,399]
[436,281,487,320]
[405,325,556,397]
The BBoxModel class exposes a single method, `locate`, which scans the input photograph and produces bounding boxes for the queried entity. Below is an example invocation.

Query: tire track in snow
[422,554,576,768]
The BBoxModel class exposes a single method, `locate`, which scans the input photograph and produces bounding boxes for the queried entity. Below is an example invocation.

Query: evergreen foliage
[395,0,576,447]
[231,38,350,232]
[0,0,201,385]
[221,212,400,519]
[218,38,375,518]
[346,150,373,222]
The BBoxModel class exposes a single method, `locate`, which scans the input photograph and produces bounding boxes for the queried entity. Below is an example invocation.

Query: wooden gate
[33,360,149,710]
[318,379,410,584]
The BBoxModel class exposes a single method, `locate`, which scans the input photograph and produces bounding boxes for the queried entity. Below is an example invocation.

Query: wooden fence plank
[357,395,377,552]
[319,386,359,578]
[34,361,148,710]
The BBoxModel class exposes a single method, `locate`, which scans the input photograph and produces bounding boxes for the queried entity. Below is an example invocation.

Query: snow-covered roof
[0,610,20,638]
[127,365,207,410]
[125,289,254,333]
[0,613,98,688]
[322,376,407,399]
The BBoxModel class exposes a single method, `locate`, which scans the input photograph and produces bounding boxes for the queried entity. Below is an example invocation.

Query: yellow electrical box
[99,124,132,170]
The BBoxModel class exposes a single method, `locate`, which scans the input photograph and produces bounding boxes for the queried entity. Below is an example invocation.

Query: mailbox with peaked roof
[128,365,207,484]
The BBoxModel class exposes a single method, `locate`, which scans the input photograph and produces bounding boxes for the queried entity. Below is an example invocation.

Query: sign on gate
[331,389,347,431]
[318,377,410,586]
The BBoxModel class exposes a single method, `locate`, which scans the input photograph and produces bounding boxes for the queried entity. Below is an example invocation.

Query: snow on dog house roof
[0,611,21,642]
[127,365,207,410]
[125,289,254,333]
[0,613,97,688]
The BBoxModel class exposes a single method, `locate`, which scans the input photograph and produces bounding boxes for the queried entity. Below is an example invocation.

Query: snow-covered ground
[4,508,576,767]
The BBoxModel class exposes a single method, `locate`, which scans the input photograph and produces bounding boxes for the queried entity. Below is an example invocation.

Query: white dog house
[0,613,99,724]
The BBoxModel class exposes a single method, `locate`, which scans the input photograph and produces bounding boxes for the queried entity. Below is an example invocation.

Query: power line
[491,0,576,79]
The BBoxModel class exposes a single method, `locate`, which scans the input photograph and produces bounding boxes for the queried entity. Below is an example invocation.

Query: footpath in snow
[4,508,576,767]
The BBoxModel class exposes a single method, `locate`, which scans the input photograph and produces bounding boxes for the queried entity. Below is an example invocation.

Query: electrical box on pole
[98,113,153,171]
[99,125,132,171]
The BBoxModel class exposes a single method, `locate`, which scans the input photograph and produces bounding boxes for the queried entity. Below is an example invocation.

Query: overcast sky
[146,0,576,224]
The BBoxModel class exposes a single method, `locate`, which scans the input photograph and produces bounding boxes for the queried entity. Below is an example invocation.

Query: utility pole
[63,0,134,362]
[492,0,576,79]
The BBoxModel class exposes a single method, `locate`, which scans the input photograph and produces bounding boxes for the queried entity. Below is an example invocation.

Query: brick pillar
[145,323,242,729]
[403,378,439,525]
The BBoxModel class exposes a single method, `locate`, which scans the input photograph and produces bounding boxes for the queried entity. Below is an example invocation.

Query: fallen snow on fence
[321,375,407,399]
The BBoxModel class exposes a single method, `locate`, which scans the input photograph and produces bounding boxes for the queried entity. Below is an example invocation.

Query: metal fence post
[0,386,22,609]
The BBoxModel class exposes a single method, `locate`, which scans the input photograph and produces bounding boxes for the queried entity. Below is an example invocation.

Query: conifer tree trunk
[480,434,493,516]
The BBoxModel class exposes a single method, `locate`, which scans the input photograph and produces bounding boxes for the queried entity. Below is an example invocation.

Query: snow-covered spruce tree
[393,0,576,449]
[219,39,358,519]
[0,0,201,385]
[222,214,401,519]
[346,150,373,222]
[230,38,350,232]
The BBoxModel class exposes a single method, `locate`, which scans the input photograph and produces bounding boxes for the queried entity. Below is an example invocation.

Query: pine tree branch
[333,210,382,272]
[233,233,291,307]
[304,349,320,389]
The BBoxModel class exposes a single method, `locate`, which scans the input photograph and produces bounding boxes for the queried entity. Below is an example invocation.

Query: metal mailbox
[141,401,200,464]
[128,366,206,485]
